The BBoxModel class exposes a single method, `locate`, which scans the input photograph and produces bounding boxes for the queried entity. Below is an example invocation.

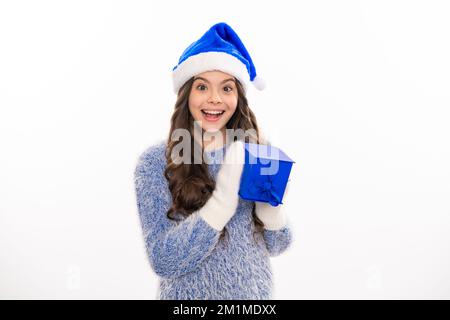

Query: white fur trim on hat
[172,51,250,94]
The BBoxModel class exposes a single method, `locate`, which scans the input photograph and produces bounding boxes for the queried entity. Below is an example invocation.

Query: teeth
[203,110,224,115]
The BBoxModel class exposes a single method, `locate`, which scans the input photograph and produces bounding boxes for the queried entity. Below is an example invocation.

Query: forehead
[194,70,235,83]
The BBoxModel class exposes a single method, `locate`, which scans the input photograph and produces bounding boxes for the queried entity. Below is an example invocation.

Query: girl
[134,22,293,300]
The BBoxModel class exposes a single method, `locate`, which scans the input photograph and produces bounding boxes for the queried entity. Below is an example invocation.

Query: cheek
[224,101,238,121]
[226,96,238,113]
[188,95,203,118]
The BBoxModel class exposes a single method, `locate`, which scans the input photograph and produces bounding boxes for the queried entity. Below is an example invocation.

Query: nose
[207,88,222,104]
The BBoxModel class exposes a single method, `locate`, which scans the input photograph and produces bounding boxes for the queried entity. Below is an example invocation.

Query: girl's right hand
[198,140,245,231]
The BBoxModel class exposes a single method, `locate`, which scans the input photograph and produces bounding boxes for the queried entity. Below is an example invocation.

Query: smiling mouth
[201,110,225,122]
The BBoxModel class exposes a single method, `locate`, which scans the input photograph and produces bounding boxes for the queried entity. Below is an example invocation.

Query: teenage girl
[134,22,293,300]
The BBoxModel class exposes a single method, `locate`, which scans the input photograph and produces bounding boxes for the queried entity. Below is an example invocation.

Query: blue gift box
[238,143,295,206]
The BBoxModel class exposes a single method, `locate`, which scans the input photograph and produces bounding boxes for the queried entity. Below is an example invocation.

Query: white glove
[255,180,291,231]
[198,140,245,231]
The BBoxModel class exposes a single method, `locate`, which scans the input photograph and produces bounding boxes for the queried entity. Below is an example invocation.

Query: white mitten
[198,140,245,231]
[255,180,291,231]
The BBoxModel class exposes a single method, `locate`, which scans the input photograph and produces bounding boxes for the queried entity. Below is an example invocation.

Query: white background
[1,0,449,299]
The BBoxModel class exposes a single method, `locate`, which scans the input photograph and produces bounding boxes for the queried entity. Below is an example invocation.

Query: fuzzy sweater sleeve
[134,145,221,279]
[263,223,293,257]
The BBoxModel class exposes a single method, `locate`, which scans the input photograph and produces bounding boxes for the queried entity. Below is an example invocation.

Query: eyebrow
[193,76,235,84]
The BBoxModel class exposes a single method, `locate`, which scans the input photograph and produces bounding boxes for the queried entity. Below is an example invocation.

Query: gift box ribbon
[248,175,282,206]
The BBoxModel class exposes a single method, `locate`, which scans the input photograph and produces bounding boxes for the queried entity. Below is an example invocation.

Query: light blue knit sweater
[133,140,293,300]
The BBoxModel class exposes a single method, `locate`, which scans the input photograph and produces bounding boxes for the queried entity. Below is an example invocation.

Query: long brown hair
[164,76,265,243]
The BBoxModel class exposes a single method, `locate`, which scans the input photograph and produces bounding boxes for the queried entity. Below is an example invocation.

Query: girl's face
[188,70,238,133]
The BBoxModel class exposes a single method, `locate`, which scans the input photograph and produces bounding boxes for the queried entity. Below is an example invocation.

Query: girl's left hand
[255,180,291,231]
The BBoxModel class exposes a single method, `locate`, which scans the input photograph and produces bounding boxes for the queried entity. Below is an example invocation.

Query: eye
[224,86,233,92]
[196,84,207,91]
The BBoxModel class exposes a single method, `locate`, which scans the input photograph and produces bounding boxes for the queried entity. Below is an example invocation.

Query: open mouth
[201,109,225,122]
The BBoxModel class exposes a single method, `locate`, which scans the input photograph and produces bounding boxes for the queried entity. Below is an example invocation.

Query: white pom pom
[252,75,266,90]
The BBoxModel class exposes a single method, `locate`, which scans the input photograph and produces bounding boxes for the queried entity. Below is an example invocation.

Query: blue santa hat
[172,22,266,95]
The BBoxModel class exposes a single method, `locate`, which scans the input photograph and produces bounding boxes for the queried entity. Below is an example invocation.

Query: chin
[203,126,221,133]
